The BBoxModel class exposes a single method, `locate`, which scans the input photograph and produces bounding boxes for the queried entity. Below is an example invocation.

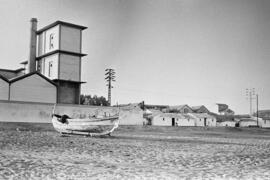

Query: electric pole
[245,88,259,127]
[246,88,255,115]
[105,69,116,106]
[256,94,259,126]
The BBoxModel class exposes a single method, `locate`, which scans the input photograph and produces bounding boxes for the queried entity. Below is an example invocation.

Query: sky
[0,0,270,114]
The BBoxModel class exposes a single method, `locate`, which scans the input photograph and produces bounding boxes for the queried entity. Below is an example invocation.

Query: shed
[0,75,9,100]
[9,72,57,103]
[152,113,195,126]
[217,120,236,127]
[238,119,258,127]
[188,113,217,127]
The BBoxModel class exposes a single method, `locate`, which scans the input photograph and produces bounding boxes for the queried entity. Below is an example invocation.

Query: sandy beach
[1,123,270,179]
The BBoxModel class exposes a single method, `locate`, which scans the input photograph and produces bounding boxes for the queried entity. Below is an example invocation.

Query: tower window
[48,61,53,77]
[49,33,54,49]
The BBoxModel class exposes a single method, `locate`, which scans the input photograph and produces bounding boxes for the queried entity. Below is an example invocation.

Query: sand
[1,123,270,179]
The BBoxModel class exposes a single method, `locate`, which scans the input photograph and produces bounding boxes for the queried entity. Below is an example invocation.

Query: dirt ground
[1,123,270,180]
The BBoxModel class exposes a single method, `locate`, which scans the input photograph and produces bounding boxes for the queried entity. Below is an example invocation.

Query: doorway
[172,118,175,126]
[204,118,207,126]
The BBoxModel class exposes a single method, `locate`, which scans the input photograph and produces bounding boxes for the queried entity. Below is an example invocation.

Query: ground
[1,123,270,179]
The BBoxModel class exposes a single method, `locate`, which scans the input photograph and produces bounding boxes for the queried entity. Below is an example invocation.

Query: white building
[152,113,195,126]
[188,113,217,127]
[217,120,236,127]
[238,119,258,127]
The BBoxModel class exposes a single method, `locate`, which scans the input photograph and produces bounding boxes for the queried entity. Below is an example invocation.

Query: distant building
[191,105,210,113]
[238,118,258,127]
[188,113,216,127]
[165,104,193,113]
[217,120,236,127]
[152,113,195,126]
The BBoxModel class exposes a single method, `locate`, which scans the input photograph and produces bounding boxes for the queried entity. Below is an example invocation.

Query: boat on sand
[51,106,119,136]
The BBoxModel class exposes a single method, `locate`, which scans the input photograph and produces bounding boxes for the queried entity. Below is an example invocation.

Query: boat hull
[52,115,119,136]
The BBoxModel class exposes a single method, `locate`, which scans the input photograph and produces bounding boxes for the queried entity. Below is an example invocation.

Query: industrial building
[0,18,87,104]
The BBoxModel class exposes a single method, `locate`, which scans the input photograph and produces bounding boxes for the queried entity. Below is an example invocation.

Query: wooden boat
[52,114,119,136]
[51,106,120,136]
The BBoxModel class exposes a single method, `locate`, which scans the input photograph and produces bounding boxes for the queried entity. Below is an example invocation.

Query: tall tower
[36,21,87,104]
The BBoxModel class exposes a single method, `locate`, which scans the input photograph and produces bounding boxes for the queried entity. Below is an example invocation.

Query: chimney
[28,18,37,73]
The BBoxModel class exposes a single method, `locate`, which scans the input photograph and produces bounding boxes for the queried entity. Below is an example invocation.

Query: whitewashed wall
[152,115,172,126]
[206,118,217,127]
[176,118,195,126]
[42,54,59,79]
[60,25,81,53]
[59,54,80,81]
[217,121,236,127]
[38,25,60,56]
[0,79,9,100]
[10,74,57,103]
[239,120,257,127]
[260,119,270,128]
[0,101,144,125]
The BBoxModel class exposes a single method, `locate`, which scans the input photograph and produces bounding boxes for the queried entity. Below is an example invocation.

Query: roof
[36,50,87,60]
[37,20,87,34]
[20,61,28,65]
[153,112,196,120]
[0,74,9,83]
[9,71,57,87]
[188,113,215,119]
[191,106,203,111]
[0,68,25,73]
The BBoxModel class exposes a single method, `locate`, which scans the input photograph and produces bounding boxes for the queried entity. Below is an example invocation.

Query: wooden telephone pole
[105,69,116,106]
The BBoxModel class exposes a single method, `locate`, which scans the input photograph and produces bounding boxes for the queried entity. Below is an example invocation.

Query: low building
[191,105,210,113]
[152,113,195,126]
[188,113,217,127]
[217,120,236,127]
[259,118,270,128]
[165,104,194,113]
[238,119,258,127]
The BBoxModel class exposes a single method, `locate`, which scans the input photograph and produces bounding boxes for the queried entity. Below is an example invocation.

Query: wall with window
[38,25,60,56]
[152,115,172,126]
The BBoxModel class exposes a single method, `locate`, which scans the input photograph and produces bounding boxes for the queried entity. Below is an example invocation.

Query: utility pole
[256,94,259,126]
[105,69,116,106]
[246,88,255,115]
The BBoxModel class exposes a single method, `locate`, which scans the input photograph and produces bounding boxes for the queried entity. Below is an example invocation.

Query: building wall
[152,114,195,126]
[195,118,205,126]
[217,121,236,127]
[0,79,9,100]
[176,118,195,126]
[57,81,80,104]
[39,54,59,79]
[0,100,144,125]
[239,121,257,127]
[38,25,60,56]
[10,74,57,103]
[206,118,217,127]
[259,119,270,128]
[60,25,81,53]
[152,115,173,126]
[59,54,80,81]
